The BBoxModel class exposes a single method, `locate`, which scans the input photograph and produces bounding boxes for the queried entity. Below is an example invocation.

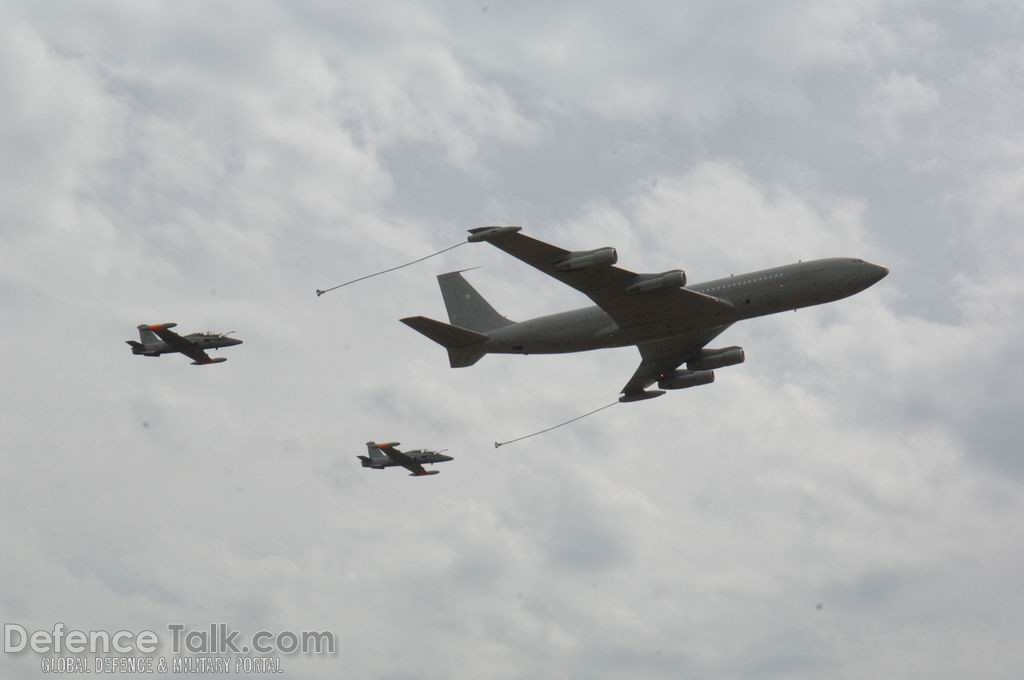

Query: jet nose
[872,264,889,282]
[231,338,244,346]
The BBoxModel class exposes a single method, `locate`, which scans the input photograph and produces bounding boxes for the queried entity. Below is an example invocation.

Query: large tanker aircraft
[401,227,888,402]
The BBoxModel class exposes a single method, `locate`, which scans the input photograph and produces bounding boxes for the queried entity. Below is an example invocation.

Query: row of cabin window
[707,273,783,291]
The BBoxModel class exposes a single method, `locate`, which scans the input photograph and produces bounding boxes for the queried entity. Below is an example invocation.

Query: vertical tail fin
[137,324,159,344]
[437,271,513,333]
[365,441,398,460]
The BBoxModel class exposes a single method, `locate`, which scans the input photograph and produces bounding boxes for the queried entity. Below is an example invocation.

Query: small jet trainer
[401,226,889,402]
[126,323,243,365]
[359,442,453,476]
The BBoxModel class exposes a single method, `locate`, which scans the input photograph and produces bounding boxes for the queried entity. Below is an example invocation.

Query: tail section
[400,316,489,368]
[437,271,513,333]
[125,340,149,356]
[404,270,506,369]
[400,317,487,348]
[365,441,398,460]
[447,349,485,368]
[137,324,159,344]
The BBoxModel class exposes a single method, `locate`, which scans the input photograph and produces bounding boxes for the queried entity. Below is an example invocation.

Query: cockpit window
[850,258,864,264]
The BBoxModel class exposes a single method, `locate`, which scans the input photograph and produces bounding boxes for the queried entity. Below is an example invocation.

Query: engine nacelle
[625,269,687,294]
[657,369,714,390]
[554,247,618,272]
[686,347,745,371]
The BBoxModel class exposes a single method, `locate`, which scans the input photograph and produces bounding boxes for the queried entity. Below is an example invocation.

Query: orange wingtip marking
[147,324,165,331]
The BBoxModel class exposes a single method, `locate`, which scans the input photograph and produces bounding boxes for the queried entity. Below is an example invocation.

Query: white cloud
[429,0,898,125]
[3,2,1024,679]
[865,71,941,137]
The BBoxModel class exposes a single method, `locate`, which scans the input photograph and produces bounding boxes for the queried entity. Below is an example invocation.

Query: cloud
[3,2,1024,679]
[865,71,941,137]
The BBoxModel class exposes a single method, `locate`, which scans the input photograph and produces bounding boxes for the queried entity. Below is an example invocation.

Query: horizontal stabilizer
[400,316,488,349]
[447,349,485,368]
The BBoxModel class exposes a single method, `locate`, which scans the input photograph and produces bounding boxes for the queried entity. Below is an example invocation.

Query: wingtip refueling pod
[619,390,665,403]
[191,357,228,366]
[467,226,521,243]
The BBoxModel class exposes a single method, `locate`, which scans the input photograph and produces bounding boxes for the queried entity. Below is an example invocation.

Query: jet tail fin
[137,324,160,344]
[437,271,513,332]
[365,441,398,460]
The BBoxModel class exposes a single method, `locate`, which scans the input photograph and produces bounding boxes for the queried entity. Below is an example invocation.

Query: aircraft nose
[231,338,244,346]
[872,264,889,281]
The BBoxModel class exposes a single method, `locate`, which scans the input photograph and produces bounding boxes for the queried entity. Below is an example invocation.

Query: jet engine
[625,270,687,294]
[686,347,745,371]
[554,247,618,272]
[657,369,715,390]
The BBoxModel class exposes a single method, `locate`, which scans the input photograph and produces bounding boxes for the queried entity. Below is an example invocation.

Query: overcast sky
[3,1,1023,678]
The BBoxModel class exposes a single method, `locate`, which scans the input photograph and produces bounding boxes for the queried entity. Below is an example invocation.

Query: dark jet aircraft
[401,226,888,402]
[359,441,453,476]
[126,323,243,365]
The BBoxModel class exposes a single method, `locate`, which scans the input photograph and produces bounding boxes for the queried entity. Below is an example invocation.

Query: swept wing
[146,324,216,365]
[468,228,733,329]
[377,444,435,477]
[468,228,736,397]
[621,324,732,396]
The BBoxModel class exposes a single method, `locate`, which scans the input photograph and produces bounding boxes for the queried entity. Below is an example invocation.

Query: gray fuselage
[361,450,454,469]
[480,258,888,355]
[132,334,243,356]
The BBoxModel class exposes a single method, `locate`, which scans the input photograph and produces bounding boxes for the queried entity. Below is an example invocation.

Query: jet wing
[146,324,213,364]
[469,228,734,330]
[378,446,429,476]
[621,324,732,396]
